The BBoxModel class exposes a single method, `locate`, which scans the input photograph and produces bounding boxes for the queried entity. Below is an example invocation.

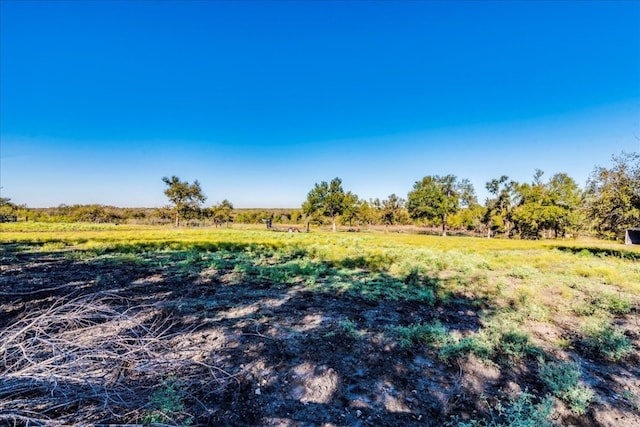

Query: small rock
[255,387,261,395]
[356,410,362,418]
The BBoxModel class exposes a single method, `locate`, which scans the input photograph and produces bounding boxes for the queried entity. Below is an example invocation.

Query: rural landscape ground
[1,223,639,426]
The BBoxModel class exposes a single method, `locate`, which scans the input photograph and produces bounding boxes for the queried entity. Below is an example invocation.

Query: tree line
[2,152,638,241]
[300,152,639,240]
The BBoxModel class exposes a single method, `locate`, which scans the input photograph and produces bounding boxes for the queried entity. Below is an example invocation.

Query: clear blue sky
[1,1,639,208]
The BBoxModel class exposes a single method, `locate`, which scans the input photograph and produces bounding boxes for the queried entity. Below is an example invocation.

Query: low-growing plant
[339,318,361,338]
[390,321,452,349]
[580,321,632,362]
[538,359,594,415]
[142,379,192,425]
[620,390,640,411]
[496,330,539,362]
[447,390,555,427]
[594,292,632,315]
[508,265,539,279]
[439,334,494,362]
[575,292,633,316]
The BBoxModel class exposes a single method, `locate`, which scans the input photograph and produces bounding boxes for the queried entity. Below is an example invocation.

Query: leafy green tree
[0,197,18,222]
[357,200,379,225]
[380,193,406,228]
[449,203,486,232]
[162,176,207,227]
[340,192,361,227]
[211,199,234,227]
[511,171,581,239]
[302,177,348,232]
[484,176,516,238]
[584,152,640,240]
[406,175,476,236]
[545,172,582,237]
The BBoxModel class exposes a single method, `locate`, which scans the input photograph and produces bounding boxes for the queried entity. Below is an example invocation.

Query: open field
[1,223,639,426]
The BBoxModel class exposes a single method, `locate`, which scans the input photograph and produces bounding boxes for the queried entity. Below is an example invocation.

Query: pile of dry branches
[0,293,233,425]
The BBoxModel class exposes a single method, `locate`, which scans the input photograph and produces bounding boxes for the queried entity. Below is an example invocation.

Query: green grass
[3,222,638,324]
[2,222,638,425]
[389,321,452,349]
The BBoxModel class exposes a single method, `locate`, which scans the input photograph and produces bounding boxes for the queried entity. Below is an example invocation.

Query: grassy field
[1,223,639,426]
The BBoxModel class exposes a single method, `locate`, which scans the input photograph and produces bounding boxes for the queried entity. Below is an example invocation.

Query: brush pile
[0,293,232,425]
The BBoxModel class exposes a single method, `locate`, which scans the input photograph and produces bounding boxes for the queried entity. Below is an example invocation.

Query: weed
[439,334,494,362]
[437,328,539,365]
[142,379,192,425]
[509,265,539,279]
[538,359,594,415]
[40,241,67,251]
[338,319,362,338]
[594,292,632,315]
[447,390,555,427]
[575,292,633,316]
[580,321,632,362]
[496,330,539,362]
[620,390,640,411]
[389,321,452,349]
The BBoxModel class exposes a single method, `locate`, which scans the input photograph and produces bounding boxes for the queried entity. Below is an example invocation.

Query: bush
[581,322,632,362]
[448,390,555,427]
[497,330,538,361]
[538,359,594,415]
[390,321,452,348]
[439,335,494,362]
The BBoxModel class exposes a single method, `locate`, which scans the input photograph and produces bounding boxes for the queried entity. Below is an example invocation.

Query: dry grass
[0,293,236,425]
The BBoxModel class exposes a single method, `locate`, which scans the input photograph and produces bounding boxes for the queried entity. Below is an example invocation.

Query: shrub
[339,318,361,338]
[538,359,594,415]
[581,322,632,362]
[390,321,452,349]
[439,335,494,362]
[497,330,538,361]
[575,292,633,316]
[448,390,555,427]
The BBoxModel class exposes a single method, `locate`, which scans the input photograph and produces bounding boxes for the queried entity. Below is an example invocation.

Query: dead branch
[0,293,237,424]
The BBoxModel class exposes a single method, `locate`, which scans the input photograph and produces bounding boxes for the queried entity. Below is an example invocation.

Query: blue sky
[1,1,639,208]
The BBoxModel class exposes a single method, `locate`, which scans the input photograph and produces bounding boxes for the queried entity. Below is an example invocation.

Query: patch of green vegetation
[338,318,362,338]
[574,291,633,316]
[538,359,594,415]
[389,321,452,349]
[555,245,640,261]
[142,379,192,425]
[439,334,494,362]
[437,327,540,365]
[447,390,555,427]
[580,321,632,362]
[496,330,540,362]
[620,390,640,411]
[508,265,539,279]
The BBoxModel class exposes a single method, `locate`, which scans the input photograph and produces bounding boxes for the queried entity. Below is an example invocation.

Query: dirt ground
[1,245,639,426]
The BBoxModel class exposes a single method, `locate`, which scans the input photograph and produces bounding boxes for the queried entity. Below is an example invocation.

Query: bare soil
[1,244,639,426]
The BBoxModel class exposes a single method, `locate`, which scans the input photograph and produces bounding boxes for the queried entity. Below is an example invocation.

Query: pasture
[1,223,639,426]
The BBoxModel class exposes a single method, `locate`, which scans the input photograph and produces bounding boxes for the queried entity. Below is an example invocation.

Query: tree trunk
[442,214,447,236]
[175,212,180,227]
[332,217,337,232]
